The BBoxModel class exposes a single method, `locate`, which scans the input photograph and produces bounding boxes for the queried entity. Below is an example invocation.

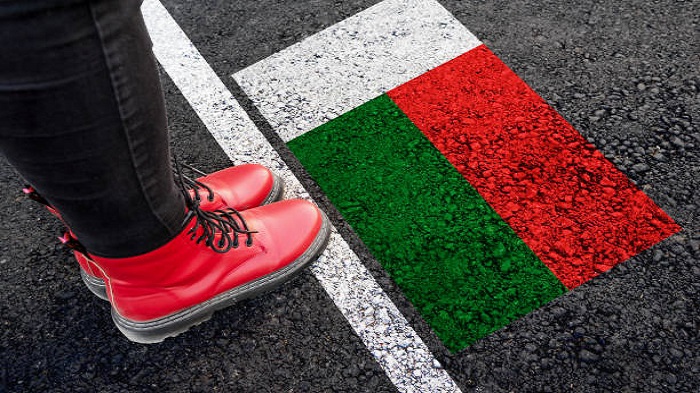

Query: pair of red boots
[26,164,330,343]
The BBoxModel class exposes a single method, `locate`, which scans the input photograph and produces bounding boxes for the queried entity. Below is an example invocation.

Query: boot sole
[80,269,109,301]
[261,173,285,205]
[110,210,331,344]
[79,173,286,303]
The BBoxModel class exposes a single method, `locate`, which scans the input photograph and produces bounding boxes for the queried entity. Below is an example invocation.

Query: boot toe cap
[246,199,325,266]
[202,164,276,210]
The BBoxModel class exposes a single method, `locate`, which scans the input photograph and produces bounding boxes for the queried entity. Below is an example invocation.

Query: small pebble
[671,137,685,148]
[632,163,650,172]
[653,249,664,262]
[579,349,600,363]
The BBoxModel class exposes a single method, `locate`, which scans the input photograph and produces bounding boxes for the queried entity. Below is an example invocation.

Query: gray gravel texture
[1,0,698,392]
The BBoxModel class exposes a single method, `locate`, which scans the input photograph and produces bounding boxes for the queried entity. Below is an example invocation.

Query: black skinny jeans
[0,0,186,258]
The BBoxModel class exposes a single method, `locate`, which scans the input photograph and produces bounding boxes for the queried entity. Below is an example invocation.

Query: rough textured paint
[388,45,681,289]
[288,95,567,352]
[234,0,481,142]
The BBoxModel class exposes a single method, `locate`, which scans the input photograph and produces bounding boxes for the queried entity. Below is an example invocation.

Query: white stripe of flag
[234,0,481,142]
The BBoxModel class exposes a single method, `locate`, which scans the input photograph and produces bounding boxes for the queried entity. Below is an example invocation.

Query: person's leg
[1,0,285,300]
[0,0,332,343]
[0,0,185,257]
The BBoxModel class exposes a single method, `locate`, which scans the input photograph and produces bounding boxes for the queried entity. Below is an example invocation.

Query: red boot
[25,163,285,300]
[88,199,330,343]
[179,162,284,211]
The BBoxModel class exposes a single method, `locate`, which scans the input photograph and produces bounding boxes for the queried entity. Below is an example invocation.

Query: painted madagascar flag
[234,0,680,352]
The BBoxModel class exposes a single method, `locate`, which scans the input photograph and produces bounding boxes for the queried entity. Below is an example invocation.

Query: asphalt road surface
[1,0,698,392]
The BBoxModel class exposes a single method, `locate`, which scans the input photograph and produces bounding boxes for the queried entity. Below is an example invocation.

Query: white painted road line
[235,0,481,142]
[141,1,462,392]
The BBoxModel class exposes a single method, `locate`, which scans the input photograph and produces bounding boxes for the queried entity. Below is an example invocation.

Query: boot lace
[174,158,256,253]
[173,161,216,204]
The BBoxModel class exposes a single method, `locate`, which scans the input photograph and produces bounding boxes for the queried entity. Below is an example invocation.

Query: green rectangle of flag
[288,94,567,350]
[235,0,680,352]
